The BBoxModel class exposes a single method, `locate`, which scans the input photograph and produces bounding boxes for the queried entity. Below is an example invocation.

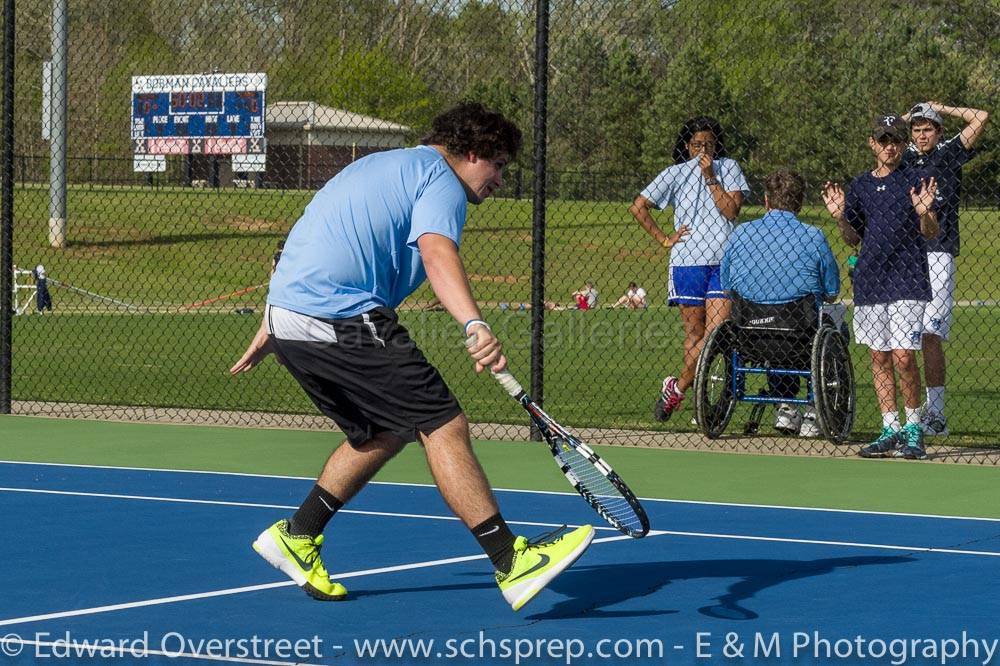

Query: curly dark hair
[421,102,522,160]
[671,116,729,165]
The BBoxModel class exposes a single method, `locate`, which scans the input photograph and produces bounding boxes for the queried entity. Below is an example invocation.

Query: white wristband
[463,319,490,336]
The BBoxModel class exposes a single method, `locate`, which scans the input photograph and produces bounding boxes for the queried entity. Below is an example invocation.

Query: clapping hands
[822,181,845,219]
[910,177,938,216]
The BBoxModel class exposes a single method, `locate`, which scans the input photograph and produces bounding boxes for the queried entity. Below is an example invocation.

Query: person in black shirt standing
[823,115,938,459]
[901,101,989,437]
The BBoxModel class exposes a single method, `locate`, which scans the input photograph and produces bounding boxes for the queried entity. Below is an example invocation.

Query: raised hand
[822,181,845,219]
[910,177,938,215]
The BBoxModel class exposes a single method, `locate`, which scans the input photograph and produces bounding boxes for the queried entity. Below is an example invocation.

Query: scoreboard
[131,73,266,156]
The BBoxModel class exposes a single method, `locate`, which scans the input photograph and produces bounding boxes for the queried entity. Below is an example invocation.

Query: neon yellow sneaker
[252,519,348,601]
[496,525,594,611]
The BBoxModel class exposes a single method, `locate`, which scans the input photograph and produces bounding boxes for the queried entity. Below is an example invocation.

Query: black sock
[289,485,344,538]
[472,513,516,572]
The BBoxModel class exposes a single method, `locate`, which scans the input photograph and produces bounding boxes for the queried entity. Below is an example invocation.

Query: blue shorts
[668,265,727,306]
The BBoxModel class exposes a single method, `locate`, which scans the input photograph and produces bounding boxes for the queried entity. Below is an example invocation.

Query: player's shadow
[525,555,915,620]
[349,580,499,600]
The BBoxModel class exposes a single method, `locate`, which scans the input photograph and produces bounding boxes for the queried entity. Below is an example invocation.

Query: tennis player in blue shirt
[823,114,938,460]
[231,103,593,611]
[721,170,840,437]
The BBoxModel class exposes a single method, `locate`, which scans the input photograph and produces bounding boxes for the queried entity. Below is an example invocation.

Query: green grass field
[5,415,1000,517]
[12,306,1000,443]
[13,184,1000,306]
[9,184,1000,445]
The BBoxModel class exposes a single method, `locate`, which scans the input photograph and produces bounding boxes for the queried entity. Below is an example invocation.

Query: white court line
[3,458,1000,524]
[0,486,618,532]
[0,536,632,628]
[3,484,996,559]
[655,530,1000,558]
[0,528,995,631]
[0,486,298,511]
[0,459,316,481]
[0,554,484,627]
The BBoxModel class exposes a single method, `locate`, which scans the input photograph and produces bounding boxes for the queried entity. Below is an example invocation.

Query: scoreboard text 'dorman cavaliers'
[131,73,266,156]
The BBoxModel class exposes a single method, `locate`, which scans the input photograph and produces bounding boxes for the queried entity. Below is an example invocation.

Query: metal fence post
[47,0,67,248]
[1,0,15,413]
[529,0,550,439]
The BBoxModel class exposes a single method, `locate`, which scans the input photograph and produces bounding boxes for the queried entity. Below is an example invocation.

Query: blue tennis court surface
[1,460,999,665]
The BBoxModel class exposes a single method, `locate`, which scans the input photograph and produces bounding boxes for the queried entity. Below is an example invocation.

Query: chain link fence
[2,0,998,460]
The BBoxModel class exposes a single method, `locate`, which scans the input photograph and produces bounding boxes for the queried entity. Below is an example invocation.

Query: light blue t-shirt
[641,157,750,267]
[720,209,840,304]
[268,145,467,319]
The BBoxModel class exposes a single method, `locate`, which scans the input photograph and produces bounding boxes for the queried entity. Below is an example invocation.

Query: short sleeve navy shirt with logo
[845,169,931,306]
[901,135,975,256]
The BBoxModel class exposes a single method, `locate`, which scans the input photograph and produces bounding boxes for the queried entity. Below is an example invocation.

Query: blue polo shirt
[268,146,468,319]
[720,209,840,304]
[901,134,975,256]
[640,157,750,267]
[845,169,931,306]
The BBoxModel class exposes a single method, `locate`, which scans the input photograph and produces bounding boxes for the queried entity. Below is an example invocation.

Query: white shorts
[922,252,955,340]
[853,300,926,351]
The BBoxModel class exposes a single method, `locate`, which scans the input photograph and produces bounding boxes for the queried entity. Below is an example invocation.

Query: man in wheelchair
[716,170,843,438]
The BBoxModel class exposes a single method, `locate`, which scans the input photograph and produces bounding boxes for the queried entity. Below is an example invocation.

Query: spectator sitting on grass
[611,282,648,309]
[571,281,598,310]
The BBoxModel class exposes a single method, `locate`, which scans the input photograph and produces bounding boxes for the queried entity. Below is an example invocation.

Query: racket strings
[555,441,645,534]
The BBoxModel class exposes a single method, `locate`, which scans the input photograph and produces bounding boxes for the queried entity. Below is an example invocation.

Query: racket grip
[464,334,524,397]
[492,369,524,397]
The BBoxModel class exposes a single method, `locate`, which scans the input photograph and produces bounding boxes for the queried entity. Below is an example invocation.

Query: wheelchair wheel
[811,326,855,443]
[694,320,737,438]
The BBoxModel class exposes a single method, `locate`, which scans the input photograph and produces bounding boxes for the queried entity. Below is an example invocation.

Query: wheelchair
[693,294,855,443]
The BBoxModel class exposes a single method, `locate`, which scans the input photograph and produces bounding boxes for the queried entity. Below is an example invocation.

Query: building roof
[267,101,410,134]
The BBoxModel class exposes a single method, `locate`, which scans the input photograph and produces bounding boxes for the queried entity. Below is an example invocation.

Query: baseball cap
[909,102,944,127]
[870,114,908,142]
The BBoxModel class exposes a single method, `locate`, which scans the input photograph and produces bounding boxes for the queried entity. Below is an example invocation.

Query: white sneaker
[774,403,802,435]
[799,410,820,437]
[920,409,949,437]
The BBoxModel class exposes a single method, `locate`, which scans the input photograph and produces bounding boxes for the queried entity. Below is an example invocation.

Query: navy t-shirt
[901,135,975,256]
[845,169,931,306]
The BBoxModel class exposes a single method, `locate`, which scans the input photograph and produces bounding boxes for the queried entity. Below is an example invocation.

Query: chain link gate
[2,0,997,460]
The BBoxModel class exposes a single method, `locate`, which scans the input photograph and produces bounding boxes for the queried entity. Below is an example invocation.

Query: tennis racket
[470,346,649,537]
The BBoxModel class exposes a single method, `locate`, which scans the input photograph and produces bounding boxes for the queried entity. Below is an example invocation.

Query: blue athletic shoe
[895,423,927,460]
[859,427,904,458]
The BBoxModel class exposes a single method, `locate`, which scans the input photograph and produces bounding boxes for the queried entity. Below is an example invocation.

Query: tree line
[8,0,998,201]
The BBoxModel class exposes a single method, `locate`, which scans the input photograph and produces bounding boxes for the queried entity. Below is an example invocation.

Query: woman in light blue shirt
[629,116,750,422]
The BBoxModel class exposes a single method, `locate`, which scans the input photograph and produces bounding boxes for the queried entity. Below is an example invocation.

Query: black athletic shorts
[268,306,462,446]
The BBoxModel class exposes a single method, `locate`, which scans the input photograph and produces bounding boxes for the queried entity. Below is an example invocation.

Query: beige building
[262,101,412,189]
